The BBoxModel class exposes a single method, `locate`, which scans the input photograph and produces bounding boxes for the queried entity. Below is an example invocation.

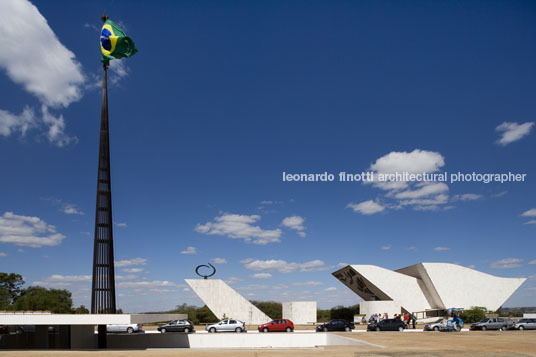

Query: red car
[258,319,294,332]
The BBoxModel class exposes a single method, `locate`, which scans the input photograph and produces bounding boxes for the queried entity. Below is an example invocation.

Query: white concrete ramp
[185,279,271,325]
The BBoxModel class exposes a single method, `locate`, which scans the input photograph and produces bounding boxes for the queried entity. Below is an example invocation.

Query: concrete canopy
[333,263,526,313]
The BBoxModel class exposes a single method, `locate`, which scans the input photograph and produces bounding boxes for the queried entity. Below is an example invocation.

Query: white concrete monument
[282,301,317,324]
[333,263,526,315]
[185,279,271,325]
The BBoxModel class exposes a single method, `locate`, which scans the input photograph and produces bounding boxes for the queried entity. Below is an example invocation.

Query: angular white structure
[333,263,526,314]
[185,279,271,325]
[282,301,317,324]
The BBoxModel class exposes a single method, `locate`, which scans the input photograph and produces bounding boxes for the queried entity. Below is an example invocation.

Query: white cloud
[250,273,272,279]
[452,193,482,202]
[0,106,36,137]
[42,197,84,215]
[62,204,84,215]
[46,274,91,282]
[243,259,327,273]
[0,211,65,248]
[281,216,306,237]
[490,258,523,269]
[0,0,85,145]
[381,245,392,250]
[0,0,84,107]
[212,257,227,264]
[195,213,282,245]
[369,149,445,190]
[521,208,536,217]
[529,260,536,265]
[180,246,197,255]
[524,220,536,225]
[115,222,128,228]
[118,280,177,289]
[225,277,243,285]
[347,200,385,215]
[434,246,450,251]
[361,149,451,211]
[496,122,534,145]
[115,257,147,267]
[395,183,448,199]
[116,274,137,281]
[0,252,6,257]
[324,287,337,292]
[291,281,323,286]
[122,268,143,273]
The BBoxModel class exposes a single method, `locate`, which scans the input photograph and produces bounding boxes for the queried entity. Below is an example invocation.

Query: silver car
[512,318,536,330]
[424,318,445,331]
[106,323,143,333]
[205,319,246,333]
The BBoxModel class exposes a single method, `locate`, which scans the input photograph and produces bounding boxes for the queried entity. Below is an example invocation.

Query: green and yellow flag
[100,19,137,64]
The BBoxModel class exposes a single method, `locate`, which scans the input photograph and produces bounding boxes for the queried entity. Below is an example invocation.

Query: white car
[205,319,246,333]
[106,323,143,333]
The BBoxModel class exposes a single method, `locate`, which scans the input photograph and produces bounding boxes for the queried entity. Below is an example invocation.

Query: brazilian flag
[100,19,137,64]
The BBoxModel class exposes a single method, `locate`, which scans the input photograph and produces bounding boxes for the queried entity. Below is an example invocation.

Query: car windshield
[434,319,443,323]
[478,319,488,323]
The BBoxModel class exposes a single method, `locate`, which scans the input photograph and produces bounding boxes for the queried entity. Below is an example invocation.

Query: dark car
[367,319,407,332]
[15,325,58,334]
[158,319,195,333]
[316,319,355,332]
[258,319,294,332]
[470,318,509,331]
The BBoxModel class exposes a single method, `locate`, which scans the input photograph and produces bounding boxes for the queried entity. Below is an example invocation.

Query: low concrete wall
[106,332,365,349]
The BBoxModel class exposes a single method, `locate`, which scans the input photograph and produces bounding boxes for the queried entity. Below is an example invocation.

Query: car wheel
[209,327,216,333]
[433,326,439,332]
[323,327,328,332]
[235,327,242,333]
[519,326,524,331]
[456,326,461,332]
[263,327,268,333]
[398,326,404,332]
[286,327,292,332]
[481,326,486,331]
[345,327,351,332]
[184,328,190,333]
[126,327,134,334]
[375,327,380,332]
[16,328,23,334]
[160,328,166,334]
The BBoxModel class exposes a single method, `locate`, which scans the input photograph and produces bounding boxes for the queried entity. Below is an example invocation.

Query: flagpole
[92,13,116,349]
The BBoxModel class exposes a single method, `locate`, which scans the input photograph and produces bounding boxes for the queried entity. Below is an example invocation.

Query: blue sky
[0,0,535,312]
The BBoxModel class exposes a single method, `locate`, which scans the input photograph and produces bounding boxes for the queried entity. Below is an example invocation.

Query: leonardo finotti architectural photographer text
[282,171,527,184]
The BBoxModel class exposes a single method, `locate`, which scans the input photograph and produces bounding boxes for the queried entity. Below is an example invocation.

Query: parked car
[0,326,9,334]
[367,319,407,332]
[511,318,536,330]
[15,325,58,334]
[258,319,294,332]
[470,318,508,331]
[106,323,143,333]
[316,319,355,332]
[423,318,445,331]
[158,320,195,333]
[205,319,246,333]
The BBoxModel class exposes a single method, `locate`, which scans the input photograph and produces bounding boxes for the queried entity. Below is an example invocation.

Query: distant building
[333,263,526,319]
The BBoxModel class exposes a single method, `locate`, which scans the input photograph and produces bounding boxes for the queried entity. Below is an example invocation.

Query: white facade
[282,301,317,324]
[333,263,526,313]
[185,279,271,325]
[360,301,401,319]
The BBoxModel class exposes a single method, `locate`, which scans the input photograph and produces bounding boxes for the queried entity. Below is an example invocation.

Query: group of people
[367,312,417,329]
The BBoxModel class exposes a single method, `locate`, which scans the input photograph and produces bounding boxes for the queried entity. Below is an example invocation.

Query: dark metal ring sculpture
[195,263,216,279]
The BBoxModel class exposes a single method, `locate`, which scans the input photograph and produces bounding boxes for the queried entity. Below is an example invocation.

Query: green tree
[0,287,10,310]
[13,286,73,313]
[0,273,24,304]
[459,307,487,323]
[330,304,360,321]
[251,301,282,319]
[74,305,89,314]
